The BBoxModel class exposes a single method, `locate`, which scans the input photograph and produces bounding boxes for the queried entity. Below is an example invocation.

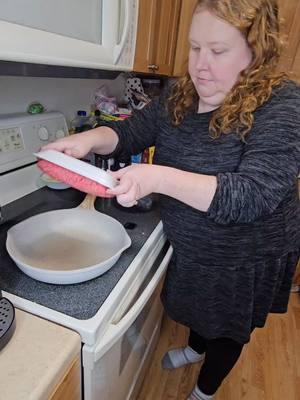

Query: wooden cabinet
[292,46,300,83]
[133,0,181,75]
[50,355,81,400]
[278,0,300,82]
[172,0,197,77]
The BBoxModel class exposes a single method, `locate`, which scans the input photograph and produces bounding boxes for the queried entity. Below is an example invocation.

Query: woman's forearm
[41,125,119,158]
[88,126,119,155]
[157,166,217,212]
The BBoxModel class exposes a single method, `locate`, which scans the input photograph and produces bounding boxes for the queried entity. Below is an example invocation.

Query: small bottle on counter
[69,111,94,164]
[131,153,142,163]
[141,148,149,163]
[71,110,93,133]
[92,110,102,128]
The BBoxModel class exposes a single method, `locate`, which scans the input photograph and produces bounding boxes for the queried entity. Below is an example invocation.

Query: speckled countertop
[0,308,81,400]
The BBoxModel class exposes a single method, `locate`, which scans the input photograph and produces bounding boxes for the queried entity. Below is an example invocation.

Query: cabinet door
[133,0,181,75]
[292,41,300,83]
[278,0,300,82]
[152,0,181,75]
[173,0,197,77]
[133,0,157,73]
[50,356,81,400]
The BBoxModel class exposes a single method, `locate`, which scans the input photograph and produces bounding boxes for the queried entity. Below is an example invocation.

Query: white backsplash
[0,73,127,126]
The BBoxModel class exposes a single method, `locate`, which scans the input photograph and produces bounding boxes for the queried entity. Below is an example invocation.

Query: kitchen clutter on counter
[65,76,163,175]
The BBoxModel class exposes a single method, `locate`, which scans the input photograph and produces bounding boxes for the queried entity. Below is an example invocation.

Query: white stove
[0,112,172,400]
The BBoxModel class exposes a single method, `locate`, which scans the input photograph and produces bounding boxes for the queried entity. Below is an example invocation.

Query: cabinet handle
[148,64,159,71]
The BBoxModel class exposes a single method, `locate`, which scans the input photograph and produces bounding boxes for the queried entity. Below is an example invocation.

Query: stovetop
[0,187,161,320]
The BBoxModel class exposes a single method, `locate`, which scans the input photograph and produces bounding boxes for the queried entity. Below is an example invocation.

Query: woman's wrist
[154,165,167,194]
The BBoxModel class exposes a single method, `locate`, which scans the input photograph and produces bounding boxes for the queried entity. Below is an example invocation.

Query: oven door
[82,245,173,400]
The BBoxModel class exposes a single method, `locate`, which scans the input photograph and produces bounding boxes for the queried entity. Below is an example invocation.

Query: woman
[43,0,300,398]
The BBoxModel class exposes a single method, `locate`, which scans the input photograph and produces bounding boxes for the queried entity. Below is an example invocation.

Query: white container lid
[34,150,118,189]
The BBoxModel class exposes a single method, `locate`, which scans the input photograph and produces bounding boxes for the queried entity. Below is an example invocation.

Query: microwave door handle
[114,0,131,64]
[91,246,173,364]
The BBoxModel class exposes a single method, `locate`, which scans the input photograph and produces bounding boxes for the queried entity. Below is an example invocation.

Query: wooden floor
[137,293,300,400]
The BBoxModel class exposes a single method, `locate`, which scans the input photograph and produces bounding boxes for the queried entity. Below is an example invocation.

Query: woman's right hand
[40,131,97,159]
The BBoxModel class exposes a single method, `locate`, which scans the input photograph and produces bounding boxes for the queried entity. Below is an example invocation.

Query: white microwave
[0,0,138,71]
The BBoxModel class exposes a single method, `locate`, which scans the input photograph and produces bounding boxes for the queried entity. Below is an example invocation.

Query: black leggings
[189,330,245,396]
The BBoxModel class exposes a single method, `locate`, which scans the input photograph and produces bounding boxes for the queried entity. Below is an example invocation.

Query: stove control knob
[55,129,65,139]
[38,126,49,141]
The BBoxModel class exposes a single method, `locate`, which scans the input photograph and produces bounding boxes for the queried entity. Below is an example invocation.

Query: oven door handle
[90,245,173,363]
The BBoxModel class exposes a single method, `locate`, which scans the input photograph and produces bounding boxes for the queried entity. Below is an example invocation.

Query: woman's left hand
[106,164,162,207]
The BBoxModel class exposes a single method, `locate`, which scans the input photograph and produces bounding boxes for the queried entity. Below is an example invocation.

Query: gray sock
[187,384,214,400]
[161,346,205,369]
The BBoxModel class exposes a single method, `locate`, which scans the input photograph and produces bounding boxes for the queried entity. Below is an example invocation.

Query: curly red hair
[168,0,287,139]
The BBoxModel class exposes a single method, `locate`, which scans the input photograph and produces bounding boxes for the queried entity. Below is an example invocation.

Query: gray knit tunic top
[107,80,300,344]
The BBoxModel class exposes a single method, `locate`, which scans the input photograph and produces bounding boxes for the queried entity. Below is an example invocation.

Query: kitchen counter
[0,308,81,400]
